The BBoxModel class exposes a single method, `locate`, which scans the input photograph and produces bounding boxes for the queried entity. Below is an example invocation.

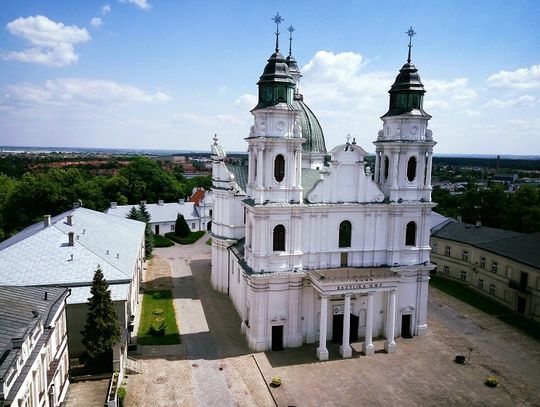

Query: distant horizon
[2,144,539,160]
[0,1,538,155]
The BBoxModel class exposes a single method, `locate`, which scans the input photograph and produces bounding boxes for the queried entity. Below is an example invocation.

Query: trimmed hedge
[153,234,174,247]
[165,230,205,245]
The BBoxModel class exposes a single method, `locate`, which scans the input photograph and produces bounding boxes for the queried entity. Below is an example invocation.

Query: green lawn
[165,230,205,245]
[430,275,540,340]
[137,290,181,345]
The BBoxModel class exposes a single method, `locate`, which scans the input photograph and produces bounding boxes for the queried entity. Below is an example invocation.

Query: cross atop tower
[272,12,284,52]
[406,26,416,63]
[287,25,295,56]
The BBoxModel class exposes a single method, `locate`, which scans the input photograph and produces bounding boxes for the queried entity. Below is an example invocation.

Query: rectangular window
[444,246,451,256]
[191,223,195,229]
[478,279,484,289]
[460,271,467,281]
[432,243,437,253]
[480,257,486,268]
[443,265,450,276]
[170,225,175,231]
[461,250,468,261]
[489,284,496,295]
[491,262,498,273]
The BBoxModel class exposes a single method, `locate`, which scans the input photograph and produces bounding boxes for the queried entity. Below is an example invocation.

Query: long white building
[211,26,436,359]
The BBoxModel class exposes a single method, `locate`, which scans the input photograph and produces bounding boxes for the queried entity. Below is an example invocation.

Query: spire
[272,12,284,52]
[287,25,295,57]
[406,26,416,63]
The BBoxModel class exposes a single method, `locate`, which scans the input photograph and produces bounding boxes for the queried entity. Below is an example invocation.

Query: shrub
[271,376,281,387]
[165,230,205,245]
[485,375,498,387]
[117,386,127,407]
[152,292,162,299]
[148,321,166,337]
[153,234,174,247]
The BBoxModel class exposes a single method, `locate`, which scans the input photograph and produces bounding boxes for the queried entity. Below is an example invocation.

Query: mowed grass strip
[138,290,181,345]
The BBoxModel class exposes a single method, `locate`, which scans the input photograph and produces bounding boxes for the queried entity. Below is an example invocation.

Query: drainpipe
[227,248,230,296]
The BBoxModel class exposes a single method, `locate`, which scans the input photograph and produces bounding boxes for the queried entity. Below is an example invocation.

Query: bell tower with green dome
[374,27,436,203]
[246,13,304,205]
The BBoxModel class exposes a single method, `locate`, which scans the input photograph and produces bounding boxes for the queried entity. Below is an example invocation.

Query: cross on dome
[406,26,416,63]
[287,25,295,56]
[272,12,284,52]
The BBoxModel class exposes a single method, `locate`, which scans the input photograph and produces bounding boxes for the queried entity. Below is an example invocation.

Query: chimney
[158,199,164,206]
[73,202,80,209]
[179,199,185,204]
[476,220,482,227]
[457,215,462,222]
[140,200,146,206]
[68,232,74,246]
[44,215,51,227]
[110,202,118,209]
[66,215,73,226]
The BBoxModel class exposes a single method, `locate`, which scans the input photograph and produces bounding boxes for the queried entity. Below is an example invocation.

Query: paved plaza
[121,236,540,406]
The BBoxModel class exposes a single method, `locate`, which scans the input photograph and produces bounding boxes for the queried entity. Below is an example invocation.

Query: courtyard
[123,236,540,407]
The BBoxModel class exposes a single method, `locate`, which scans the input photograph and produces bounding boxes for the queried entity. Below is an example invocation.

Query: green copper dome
[285,54,327,155]
[382,62,430,118]
[292,94,326,154]
[254,51,296,110]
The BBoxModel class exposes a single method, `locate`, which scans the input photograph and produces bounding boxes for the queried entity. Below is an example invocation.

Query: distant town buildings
[0,286,70,407]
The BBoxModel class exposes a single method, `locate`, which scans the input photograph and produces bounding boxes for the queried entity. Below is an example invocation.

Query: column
[374,150,380,183]
[316,295,329,361]
[257,148,264,203]
[339,293,352,358]
[362,291,375,355]
[425,151,433,186]
[384,289,397,353]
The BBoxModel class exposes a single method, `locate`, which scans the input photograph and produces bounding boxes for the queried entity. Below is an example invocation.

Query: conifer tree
[126,206,153,257]
[81,267,121,364]
[138,202,151,222]
[175,214,191,237]
[127,206,143,221]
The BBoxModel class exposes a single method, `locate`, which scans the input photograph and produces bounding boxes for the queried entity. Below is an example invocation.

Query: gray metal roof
[430,211,455,232]
[225,164,248,194]
[476,233,540,269]
[107,202,199,223]
[0,286,68,380]
[433,221,540,269]
[0,208,144,300]
[432,221,522,245]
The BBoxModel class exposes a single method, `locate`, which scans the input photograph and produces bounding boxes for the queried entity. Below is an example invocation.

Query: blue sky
[0,0,539,155]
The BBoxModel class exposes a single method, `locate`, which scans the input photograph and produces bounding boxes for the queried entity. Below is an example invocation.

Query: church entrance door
[401,314,412,338]
[332,314,359,343]
[271,325,284,351]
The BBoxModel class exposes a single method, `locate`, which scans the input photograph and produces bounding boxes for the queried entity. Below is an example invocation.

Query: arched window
[384,156,390,180]
[407,156,417,182]
[405,221,416,246]
[339,220,352,248]
[274,154,285,182]
[273,224,285,251]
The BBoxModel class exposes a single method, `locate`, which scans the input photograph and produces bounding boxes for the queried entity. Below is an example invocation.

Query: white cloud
[5,78,170,107]
[485,95,536,109]
[90,17,103,28]
[3,15,90,67]
[487,64,540,90]
[173,112,241,125]
[423,78,477,110]
[120,0,151,11]
[102,4,112,14]
[234,93,256,109]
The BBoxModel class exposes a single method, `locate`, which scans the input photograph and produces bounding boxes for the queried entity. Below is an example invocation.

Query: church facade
[210,24,436,360]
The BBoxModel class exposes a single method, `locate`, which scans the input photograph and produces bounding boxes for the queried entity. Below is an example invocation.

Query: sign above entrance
[333,305,344,315]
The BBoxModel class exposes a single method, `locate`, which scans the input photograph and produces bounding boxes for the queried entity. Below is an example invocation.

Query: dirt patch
[144,255,173,290]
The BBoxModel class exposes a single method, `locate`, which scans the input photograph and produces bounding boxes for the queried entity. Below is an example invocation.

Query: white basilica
[210,22,435,360]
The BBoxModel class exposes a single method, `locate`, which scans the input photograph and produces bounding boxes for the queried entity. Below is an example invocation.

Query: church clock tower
[374,27,436,203]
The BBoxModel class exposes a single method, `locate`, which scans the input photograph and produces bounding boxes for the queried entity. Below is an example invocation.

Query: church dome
[292,95,326,154]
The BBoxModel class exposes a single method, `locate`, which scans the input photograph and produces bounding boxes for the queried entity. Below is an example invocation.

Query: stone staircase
[125,356,142,374]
